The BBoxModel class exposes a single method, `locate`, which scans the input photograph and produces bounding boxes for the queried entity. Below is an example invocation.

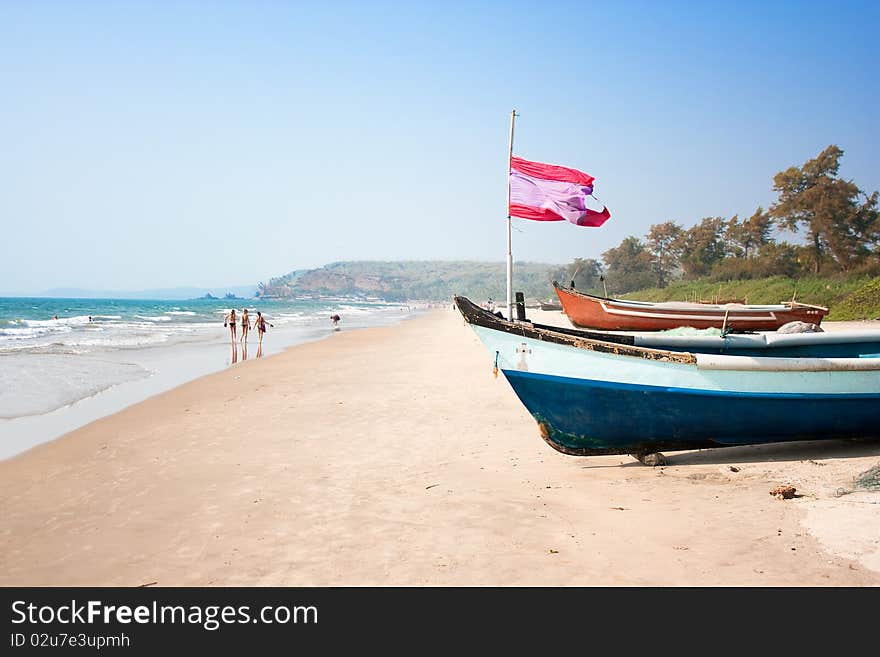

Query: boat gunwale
[455,295,880,371]
[454,295,697,364]
[551,280,830,314]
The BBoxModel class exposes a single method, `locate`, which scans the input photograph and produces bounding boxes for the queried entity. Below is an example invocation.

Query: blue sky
[1,0,877,294]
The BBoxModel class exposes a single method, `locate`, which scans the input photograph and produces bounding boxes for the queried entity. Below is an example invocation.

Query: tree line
[551,146,879,296]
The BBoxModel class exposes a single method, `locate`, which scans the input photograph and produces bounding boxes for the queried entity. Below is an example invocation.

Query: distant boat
[553,281,829,331]
[455,295,880,457]
[539,300,562,311]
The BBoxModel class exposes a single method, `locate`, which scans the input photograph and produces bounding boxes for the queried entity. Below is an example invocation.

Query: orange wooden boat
[553,281,829,331]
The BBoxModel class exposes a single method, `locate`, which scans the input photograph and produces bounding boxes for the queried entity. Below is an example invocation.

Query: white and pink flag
[508,155,610,227]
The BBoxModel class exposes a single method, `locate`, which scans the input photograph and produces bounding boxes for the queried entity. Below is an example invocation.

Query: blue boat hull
[504,369,880,456]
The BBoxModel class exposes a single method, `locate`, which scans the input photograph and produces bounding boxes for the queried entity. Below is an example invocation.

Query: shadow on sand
[580,438,880,469]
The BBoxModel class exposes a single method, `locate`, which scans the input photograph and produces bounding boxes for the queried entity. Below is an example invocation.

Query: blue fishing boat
[455,295,880,457]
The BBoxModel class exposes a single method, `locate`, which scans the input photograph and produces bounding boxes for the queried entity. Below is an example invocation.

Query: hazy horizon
[12,283,260,300]
[0,258,565,298]
[2,1,877,295]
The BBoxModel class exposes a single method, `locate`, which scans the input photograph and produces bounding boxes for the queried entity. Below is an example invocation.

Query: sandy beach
[1,309,878,586]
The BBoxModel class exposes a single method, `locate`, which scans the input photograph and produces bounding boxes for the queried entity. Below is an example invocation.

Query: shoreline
[1,308,878,585]
[0,310,424,461]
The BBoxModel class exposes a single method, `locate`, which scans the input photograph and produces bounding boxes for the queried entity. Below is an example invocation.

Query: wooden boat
[539,300,562,311]
[455,295,880,457]
[553,281,829,331]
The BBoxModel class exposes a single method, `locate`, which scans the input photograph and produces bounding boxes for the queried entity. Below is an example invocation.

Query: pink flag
[508,155,611,227]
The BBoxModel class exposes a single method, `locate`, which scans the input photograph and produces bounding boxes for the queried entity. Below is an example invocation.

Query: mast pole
[506,109,516,321]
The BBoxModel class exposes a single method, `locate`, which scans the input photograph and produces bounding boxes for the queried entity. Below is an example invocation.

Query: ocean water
[0,296,422,457]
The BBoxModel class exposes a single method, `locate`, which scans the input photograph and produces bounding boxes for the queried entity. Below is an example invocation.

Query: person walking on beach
[224,308,237,343]
[330,314,341,330]
[255,311,273,347]
[240,308,251,343]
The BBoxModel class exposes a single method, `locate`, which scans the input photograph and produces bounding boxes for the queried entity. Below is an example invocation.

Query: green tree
[769,145,879,273]
[711,241,804,280]
[725,207,774,259]
[677,217,728,279]
[646,220,684,287]
[549,258,603,293]
[602,236,655,294]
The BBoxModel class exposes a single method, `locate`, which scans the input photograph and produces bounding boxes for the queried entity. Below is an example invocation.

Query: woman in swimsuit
[224,308,237,342]
[240,308,251,343]
[255,311,273,347]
